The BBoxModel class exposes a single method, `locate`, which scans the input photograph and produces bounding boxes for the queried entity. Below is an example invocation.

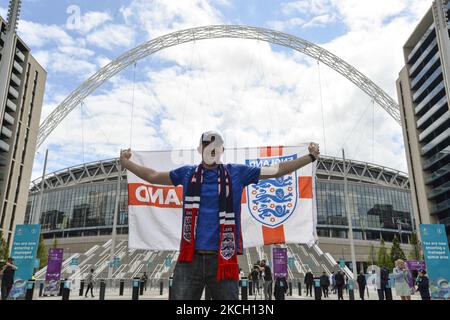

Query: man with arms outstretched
[121,131,320,300]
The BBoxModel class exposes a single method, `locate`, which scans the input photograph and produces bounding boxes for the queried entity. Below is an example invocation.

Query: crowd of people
[301,259,430,300]
[243,259,290,300]
[0,256,431,300]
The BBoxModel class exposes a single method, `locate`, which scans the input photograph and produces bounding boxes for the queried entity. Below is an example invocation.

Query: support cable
[372,98,375,164]
[317,61,327,155]
[81,101,85,164]
[235,40,258,141]
[341,98,374,152]
[129,61,137,148]
[257,41,275,143]
[194,41,219,129]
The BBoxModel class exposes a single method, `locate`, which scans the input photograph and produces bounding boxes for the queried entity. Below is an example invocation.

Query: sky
[0,0,434,181]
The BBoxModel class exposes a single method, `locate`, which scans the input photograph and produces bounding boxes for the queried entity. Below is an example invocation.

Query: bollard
[348,281,354,300]
[119,280,124,296]
[59,280,64,296]
[205,286,212,300]
[99,280,106,300]
[79,280,85,296]
[62,281,71,300]
[159,281,164,296]
[314,279,321,300]
[241,277,248,300]
[385,287,393,300]
[139,280,144,295]
[39,282,44,297]
[248,280,253,296]
[25,280,35,300]
[168,277,173,300]
[298,282,302,296]
[132,278,140,300]
[289,282,293,296]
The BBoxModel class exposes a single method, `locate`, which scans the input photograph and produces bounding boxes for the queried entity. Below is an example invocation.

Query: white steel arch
[37,25,401,148]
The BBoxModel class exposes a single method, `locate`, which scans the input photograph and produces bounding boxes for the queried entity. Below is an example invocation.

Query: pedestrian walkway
[32,287,422,300]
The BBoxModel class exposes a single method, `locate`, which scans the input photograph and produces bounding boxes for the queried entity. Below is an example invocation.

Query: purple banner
[272,247,288,279]
[405,260,426,271]
[44,248,63,295]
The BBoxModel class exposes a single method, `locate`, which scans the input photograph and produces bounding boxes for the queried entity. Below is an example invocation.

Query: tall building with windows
[0,5,47,246]
[396,0,450,242]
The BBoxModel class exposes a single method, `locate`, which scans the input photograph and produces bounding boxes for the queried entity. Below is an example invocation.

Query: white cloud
[268,17,305,31]
[17,20,76,48]
[96,55,112,68]
[302,14,336,28]
[49,52,97,77]
[281,0,333,16]
[69,11,113,34]
[330,0,413,30]
[86,23,136,50]
[32,0,435,178]
[119,0,225,39]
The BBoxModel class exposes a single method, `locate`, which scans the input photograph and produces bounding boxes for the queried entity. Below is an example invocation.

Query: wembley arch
[36,25,401,148]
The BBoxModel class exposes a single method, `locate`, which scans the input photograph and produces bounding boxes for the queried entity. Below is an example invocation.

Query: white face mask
[198,132,224,165]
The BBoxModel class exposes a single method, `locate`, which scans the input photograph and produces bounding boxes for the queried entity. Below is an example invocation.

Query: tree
[390,235,406,266]
[408,232,422,261]
[368,243,377,266]
[377,238,389,268]
[0,230,9,263]
[52,237,58,249]
[36,235,48,269]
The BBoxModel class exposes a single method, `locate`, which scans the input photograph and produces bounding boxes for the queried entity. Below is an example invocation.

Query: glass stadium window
[353,231,363,240]
[365,231,381,241]
[98,228,107,235]
[317,229,329,237]
[331,229,347,238]
[381,232,394,242]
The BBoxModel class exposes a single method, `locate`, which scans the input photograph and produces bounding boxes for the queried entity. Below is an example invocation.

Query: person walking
[273,275,288,300]
[141,272,148,291]
[260,260,273,300]
[121,132,320,300]
[304,271,314,297]
[416,268,430,300]
[239,268,244,279]
[319,271,330,298]
[329,271,336,294]
[357,271,366,300]
[84,268,95,298]
[378,266,389,300]
[251,266,261,296]
[393,259,412,300]
[1,258,17,300]
[335,270,345,300]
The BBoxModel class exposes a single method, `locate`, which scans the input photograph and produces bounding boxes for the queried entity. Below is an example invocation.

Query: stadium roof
[30,155,409,193]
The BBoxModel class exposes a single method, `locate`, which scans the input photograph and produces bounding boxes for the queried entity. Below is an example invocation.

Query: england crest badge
[246,154,298,227]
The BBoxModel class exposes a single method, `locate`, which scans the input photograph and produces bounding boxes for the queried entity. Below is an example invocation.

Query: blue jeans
[171,252,239,300]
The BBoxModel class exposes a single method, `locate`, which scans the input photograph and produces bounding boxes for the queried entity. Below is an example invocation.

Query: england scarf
[178,164,239,281]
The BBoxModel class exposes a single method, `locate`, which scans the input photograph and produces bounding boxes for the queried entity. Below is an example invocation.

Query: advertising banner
[405,260,426,271]
[272,247,288,279]
[43,248,64,296]
[128,145,317,250]
[9,224,41,299]
[419,224,450,299]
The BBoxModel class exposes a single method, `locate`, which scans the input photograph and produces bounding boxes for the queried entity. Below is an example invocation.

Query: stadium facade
[25,155,415,268]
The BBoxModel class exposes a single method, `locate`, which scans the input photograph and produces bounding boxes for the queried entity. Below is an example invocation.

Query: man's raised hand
[308,142,320,159]
[120,148,132,167]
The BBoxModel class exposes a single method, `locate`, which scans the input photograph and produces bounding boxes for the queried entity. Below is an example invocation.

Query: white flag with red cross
[127,145,317,250]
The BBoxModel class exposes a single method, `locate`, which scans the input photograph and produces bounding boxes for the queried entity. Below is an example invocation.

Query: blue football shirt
[169,163,261,251]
